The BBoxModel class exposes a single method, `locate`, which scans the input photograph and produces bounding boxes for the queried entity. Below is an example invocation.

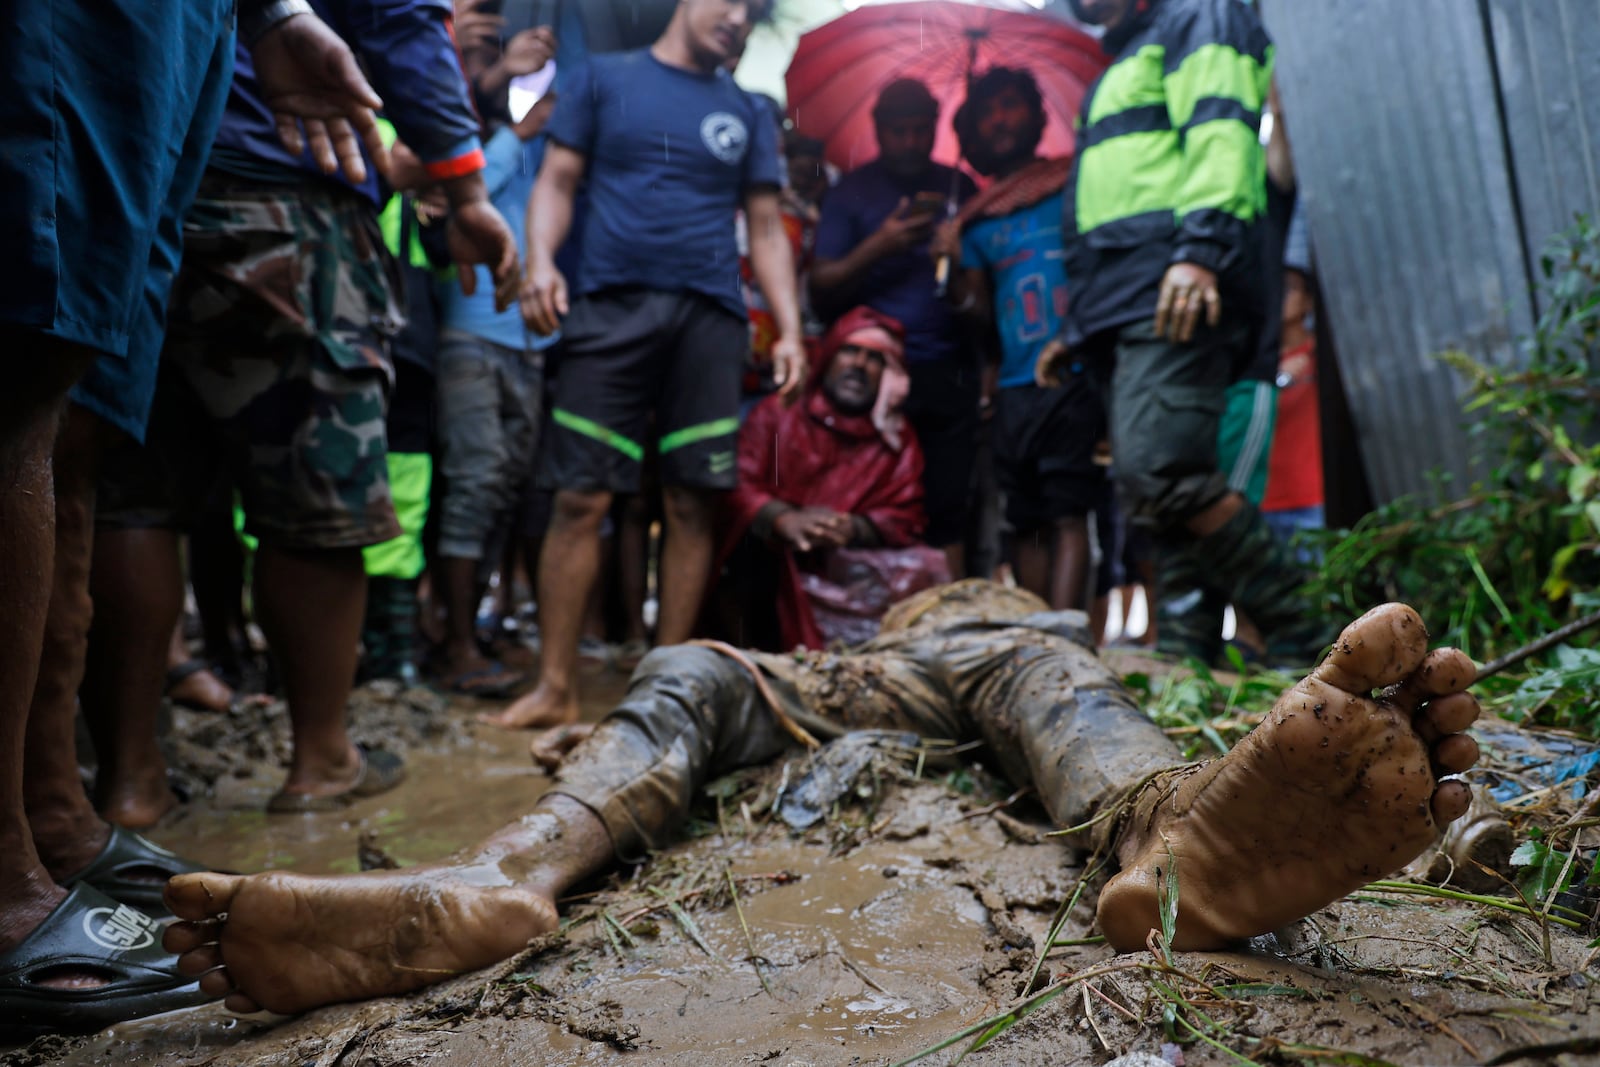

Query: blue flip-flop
[0,884,212,1040]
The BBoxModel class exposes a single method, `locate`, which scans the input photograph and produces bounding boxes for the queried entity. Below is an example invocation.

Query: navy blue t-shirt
[546,50,781,319]
[813,160,977,364]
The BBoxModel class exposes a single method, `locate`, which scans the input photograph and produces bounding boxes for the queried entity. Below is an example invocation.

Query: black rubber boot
[359,576,393,683]
[1152,536,1225,665]
[1192,501,1333,668]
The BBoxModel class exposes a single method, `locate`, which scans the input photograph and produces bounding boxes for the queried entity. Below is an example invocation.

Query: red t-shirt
[1263,340,1324,511]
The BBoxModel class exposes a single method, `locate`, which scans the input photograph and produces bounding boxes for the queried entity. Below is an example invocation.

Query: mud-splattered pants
[551,594,1185,863]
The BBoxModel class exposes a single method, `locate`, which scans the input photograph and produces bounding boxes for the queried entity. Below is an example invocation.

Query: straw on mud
[725,867,774,998]
[1359,879,1585,929]
[649,887,722,960]
[1024,858,1104,993]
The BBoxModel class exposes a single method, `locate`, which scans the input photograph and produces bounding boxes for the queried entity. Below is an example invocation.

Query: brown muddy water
[9,659,1600,1067]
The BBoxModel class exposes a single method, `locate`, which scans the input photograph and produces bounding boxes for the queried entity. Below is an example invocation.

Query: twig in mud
[1080,982,1112,1051]
[1358,880,1584,929]
[649,887,722,960]
[1085,978,1141,1024]
[1322,932,1521,997]
[725,867,775,998]
[887,957,1143,1066]
[833,946,889,994]
[1401,997,1482,1061]
[1051,935,1106,947]
[615,871,799,927]
[602,911,636,950]
[1024,858,1104,994]
[958,786,1034,820]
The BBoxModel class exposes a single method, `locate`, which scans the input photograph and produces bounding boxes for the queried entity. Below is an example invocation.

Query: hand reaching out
[251,13,388,184]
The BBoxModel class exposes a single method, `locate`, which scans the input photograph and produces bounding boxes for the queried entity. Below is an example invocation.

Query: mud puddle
[13,669,1600,1067]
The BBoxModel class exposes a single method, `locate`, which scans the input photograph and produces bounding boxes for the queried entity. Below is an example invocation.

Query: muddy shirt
[546,50,781,320]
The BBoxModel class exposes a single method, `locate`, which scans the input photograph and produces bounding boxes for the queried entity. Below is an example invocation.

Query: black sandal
[0,884,211,1040]
[58,827,210,913]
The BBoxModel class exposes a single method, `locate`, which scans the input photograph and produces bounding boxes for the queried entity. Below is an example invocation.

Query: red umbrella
[785,1,1110,174]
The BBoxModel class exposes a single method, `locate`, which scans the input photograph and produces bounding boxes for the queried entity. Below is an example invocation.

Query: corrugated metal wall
[1488,0,1600,306]
[1261,0,1598,506]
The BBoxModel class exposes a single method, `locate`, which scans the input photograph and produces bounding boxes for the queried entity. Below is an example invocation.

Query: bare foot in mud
[162,868,558,1015]
[529,722,594,771]
[477,680,579,731]
[1097,603,1481,951]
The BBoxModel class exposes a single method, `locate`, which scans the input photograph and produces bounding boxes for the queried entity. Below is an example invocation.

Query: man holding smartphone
[810,79,979,578]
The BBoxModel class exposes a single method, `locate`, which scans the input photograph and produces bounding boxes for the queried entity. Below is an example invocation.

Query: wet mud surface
[10,656,1600,1067]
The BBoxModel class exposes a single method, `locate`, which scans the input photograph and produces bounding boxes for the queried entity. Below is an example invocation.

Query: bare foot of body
[529,722,594,771]
[477,680,579,730]
[163,869,558,1014]
[1097,603,1480,951]
[163,796,611,1015]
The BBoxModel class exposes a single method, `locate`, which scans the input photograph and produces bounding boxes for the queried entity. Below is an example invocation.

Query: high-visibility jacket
[1062,0,1274,345]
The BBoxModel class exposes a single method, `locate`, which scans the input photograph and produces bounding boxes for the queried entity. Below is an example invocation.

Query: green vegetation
[1303,217,1600,732]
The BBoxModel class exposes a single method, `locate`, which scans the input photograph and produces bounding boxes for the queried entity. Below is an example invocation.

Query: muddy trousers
[550,614,1185,863]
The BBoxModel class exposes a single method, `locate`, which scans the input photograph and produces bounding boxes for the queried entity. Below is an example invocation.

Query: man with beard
[1037,0,1329,665]
[935,67,1106,614]
[720,307,945,650]
[811,79,980,578]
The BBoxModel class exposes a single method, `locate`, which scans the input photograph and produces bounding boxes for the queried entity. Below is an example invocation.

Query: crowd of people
[1,0,1378,1042]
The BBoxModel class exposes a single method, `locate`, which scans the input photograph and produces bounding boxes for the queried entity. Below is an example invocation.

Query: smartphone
[907,191,947,219]
[501,0,559,37]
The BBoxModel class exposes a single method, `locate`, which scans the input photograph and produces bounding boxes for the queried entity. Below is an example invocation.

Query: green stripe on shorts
[659,417,740,455]
[553,408,644,462]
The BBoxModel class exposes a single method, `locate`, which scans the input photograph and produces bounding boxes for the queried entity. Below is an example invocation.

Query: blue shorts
[0,0,235,439]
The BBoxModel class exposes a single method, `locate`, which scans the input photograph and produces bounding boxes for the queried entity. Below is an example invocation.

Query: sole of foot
[1096,602,1480,951]
[163,868,557,1015]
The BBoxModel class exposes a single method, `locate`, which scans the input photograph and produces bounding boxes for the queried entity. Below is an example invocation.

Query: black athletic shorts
[537,288,746,493]
[904,357,981,548]
[994,377,1107,531]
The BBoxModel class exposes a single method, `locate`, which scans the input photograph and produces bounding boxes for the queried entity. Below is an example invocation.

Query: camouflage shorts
[96,172,404,549]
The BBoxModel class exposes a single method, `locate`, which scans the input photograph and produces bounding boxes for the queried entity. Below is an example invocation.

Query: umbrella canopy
[785,0,1108,173]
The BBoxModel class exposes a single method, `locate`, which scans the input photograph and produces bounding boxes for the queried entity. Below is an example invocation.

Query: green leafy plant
[1302,217,1600,703]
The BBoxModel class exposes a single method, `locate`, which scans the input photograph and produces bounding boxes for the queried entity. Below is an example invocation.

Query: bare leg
[1097,603,1480,950]
[81,526,186,828]
[253,545,367,799]
[0,342,95,969]
[164,794,608,1014]
[482,489,610,729]
[437,555,522,692]
[1012,528,1050,605]
[25,407,117,880]
[654,485,716,646]
[1049,516,1091,612]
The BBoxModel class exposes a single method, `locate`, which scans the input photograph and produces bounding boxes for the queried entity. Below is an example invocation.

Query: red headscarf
[815,307,910,450]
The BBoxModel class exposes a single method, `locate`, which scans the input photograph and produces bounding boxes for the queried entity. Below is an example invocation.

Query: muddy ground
[8,655,1600,1067]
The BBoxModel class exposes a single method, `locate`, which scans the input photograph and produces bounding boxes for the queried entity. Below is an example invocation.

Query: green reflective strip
[1164,42,1269,128]
[553,408,644,462]
[1086,45,1167,125]
[1075,131,1184,233]
[1174,121,1266,222]
[658,417,740,455]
